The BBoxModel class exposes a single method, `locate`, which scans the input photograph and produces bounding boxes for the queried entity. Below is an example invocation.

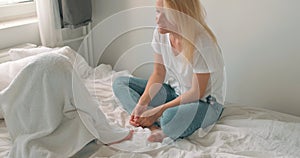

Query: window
[0,0,36,22]
[0,0,33,5]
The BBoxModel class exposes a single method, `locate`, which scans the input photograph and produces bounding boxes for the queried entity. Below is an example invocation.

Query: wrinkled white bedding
[0,46,299,158]
[86,75,300,158]
[0,47,130,157]
[82,61,300,157]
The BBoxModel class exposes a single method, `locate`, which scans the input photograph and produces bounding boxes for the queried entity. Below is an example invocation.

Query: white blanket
[0,47,130,157]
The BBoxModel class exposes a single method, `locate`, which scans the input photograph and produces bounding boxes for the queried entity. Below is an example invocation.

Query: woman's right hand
[130,103,148,127]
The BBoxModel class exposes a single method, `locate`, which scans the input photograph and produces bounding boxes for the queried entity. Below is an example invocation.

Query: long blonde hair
[163,0,217,63]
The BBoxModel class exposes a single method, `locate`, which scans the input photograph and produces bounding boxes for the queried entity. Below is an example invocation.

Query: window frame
[0,1,36,22]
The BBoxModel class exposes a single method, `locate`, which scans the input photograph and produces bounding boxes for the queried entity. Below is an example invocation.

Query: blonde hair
[163,0,217,63]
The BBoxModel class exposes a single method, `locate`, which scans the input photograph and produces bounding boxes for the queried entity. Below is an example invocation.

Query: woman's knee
[112,76,130,93]
[160,102,208,139]
[160,107,178,126]
[160,107,183,139]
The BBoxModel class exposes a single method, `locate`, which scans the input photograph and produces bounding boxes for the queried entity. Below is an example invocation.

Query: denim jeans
[112,76,223,140]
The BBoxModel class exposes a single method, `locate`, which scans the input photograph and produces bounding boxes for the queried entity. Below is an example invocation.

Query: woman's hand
[137,106,165,127]
[130,103,148,126]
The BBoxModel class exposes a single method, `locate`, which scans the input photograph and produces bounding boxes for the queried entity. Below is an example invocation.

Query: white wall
[92,0,155,78]
[201,0,300,116]
[92,0,300,116]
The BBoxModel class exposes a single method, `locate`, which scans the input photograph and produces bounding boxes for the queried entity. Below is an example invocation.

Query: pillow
[0,43,37,64]
[8,46,57,61]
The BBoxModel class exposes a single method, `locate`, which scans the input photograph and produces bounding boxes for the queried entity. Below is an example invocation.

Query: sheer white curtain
[35,0,63,47]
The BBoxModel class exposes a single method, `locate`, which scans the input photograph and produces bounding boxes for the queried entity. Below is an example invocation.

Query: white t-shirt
[151,28,226,104]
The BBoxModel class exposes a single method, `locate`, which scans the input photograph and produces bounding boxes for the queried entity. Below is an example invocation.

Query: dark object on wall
[58,0,92,29]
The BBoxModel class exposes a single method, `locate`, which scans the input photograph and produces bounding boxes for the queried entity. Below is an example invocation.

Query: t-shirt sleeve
[151,28,162,55]
[192,41,223,74]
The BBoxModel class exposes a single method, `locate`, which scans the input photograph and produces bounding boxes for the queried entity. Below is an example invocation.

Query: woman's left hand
[137,106,165,127]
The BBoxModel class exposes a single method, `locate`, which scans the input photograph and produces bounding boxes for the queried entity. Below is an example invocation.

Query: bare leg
[148,124,160,131]
[107,130,134,145]
[147,126,166,142]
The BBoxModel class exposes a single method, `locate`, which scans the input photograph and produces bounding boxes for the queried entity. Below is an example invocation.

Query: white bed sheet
[89,106,300,158]
[0,46,299,158]
[0,120,10,157]
[1,105,299,158]
[84,71,300,158]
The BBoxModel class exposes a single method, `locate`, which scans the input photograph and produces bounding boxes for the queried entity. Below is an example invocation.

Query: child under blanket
[0,47,133,158]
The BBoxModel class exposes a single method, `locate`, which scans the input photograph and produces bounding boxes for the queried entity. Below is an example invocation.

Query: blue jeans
[112,76,223,140]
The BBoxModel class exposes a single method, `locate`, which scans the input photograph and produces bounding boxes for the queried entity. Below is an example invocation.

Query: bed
[0,46,299,158]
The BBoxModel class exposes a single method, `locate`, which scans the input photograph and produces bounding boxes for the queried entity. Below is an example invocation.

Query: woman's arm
[137,73,210,127]
[138,54,166,105]
[161,73,210,111]
[129,54,166,126]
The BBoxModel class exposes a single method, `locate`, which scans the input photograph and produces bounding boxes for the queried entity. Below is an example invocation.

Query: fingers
[129,119,139,126]
[129,115,140,127]
[130,115,135,122]
[130,105,152,127]
[129,120,139,126]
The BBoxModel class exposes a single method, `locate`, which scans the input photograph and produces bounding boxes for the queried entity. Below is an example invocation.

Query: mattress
[91,105,300,158]
[0,47,299,158]
[1,105,299,158]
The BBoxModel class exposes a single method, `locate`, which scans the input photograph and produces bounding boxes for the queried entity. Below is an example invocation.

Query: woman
[113,0,225,142]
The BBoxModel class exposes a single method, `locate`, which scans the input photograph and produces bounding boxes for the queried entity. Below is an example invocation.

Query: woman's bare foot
[148,124,160,131]
[107,130,134,145]
[147,129,166,142]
